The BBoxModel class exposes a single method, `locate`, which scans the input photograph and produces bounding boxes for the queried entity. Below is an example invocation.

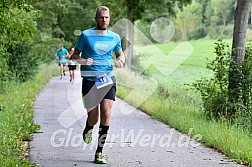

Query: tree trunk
[183,21,187,40]
[231,0,250,64]
[221,12,226,26]
[124,0,134,69]
[251,5,252,24]
[228,0,250,116]
[125,20,134,69]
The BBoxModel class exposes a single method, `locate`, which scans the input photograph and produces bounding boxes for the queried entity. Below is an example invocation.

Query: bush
[0,48,10,92]
[192,40,231,118]
[189,26,207,40]
[234,43,252,130]
[7,42,39,82]
[192,40,252,130]
[208,25,233,39]
[53,27,66,39]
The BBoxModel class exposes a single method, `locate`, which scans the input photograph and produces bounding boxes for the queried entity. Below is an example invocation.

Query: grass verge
[0,63,58,166]
[115,68,252,166]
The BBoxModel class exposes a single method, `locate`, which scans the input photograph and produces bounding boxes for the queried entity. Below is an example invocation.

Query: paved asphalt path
[30,71,243,167]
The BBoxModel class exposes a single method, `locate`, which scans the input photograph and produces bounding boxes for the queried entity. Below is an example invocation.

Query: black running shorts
[82,76,116,109]
[68,65,76,70]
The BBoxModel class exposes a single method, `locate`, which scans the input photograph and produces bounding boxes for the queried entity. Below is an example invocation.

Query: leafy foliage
[175,0,203,40]
[0,0,40,90]
[210,0,236,26]
[193,40,231,118]
[189,26,207,40]
[30,34,71,63]
[7,43,38,82]
[208,25,234,39]
[97,0,191,24]
[233,43,252,130]
[33,0,97,44]
[193,41,252,131]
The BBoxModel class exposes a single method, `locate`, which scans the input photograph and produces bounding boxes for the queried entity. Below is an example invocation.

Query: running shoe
[94,152,107,164]
[83,129,92,144]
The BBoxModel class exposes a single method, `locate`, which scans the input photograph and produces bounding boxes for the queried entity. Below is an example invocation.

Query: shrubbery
[7,42,39,82]
[0,1,40,91]
[189,26,208,40]
[193,40,252,131]
[208,25,234,39]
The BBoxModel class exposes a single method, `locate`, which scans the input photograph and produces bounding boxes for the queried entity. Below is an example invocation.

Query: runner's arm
[71,48,93,66]
[115,50,126,68]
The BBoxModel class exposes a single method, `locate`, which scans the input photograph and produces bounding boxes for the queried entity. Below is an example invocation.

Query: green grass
[115,39,252,166]
[134,38,233,87]
[0,63,58,166]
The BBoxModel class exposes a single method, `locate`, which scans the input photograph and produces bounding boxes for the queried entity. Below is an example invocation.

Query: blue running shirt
[57,48,68,64]
[75,27,122,78]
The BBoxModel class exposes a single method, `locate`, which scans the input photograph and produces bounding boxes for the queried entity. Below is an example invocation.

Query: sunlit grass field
[115,38,252,166]
[134,39,233,86]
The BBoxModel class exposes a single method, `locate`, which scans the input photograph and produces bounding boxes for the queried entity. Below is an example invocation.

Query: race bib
[94,73,113,89]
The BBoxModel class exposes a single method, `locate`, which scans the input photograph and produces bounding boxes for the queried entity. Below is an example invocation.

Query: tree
[0,0,40,88]
[211,0,236,26]
[59,1,98,43]
[34,0,97,44]
[228,0,251,115]
[176,0,203,40]
[32,0,97,63]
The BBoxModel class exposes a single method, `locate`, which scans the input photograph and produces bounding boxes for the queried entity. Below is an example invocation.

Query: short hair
[95,6,109,17]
